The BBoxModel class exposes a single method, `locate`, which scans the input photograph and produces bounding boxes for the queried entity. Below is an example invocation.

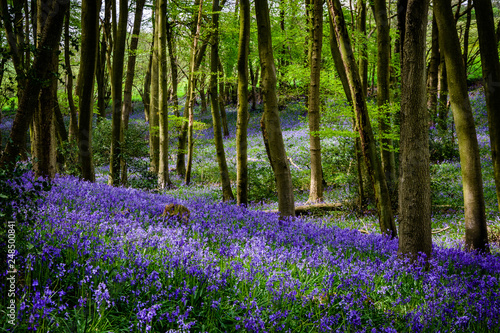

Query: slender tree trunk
[64,6,78,142]
[143,41,153,123]
[438,54,448,131]
[185,0,204,185]
[328,0,396,237]
[236,0,250,205]
[434,0,489,253]
[166,20,179,117]
[427,15,440,119]
[255,0,295,217]
[150,12,160,174]
[249,60,257,110]
[307,0,323,203]
[462,0,472,75]
[474,0,500,213]
[158,0,171,188]
[120,0,146,185]
[218,57,230,137]
[357,0,368,97]
[397,0,432,259]
[373,0,395,189]
[108,0,128,185]
[0,0,69,170]
[209,0,234,201]
[96,0,111,121]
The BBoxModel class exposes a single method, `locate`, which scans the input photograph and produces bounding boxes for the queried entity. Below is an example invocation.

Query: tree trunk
[397,0,432,259]
[209,0,234,201]
[249,60,257,110]
[96,0,111,121]
[150,12,160,174]
[255,0,295,217]
[0,0,69,171]
[434,0,489,253]
[474,0,500,213]
[108,0,128,185]
[218,57,230,137]
[236,0,250,205]
[185,0,204,185]
[166,20,179,117]
[64,6,78,142]
[158,0,171,188]
[328,0,396,237]
[427,15,440,119]
[143,40,153,123]
[307,0,324,203]
[78,0,100,182]
[437,54,448,131]
[357,0,368,97]
[462,0,472,75]
[373,0,396,189]
[121,0,146,185]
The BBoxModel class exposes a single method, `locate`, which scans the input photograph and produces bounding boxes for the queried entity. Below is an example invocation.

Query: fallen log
[265,203,343,216]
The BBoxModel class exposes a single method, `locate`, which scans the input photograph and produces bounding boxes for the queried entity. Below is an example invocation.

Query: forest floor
[1,89,500,332]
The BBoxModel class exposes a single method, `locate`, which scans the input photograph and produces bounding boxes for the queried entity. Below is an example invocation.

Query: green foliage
[92,119,150,167]
[248,160,277,203]
[57,140,81,177]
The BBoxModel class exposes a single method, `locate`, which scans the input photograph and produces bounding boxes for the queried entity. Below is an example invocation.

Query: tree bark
[209,0,234,201]
[474,0,500,213]
[166,20,179,118]
[373,0,395,189]
[397,0,432,259]
[328,0,396,237]
[96,0,111,121]
[121,0,146,185]
[255,0,295,217]
[434,0,489,253]
[307,0,324,203]
[158,0,171,188]
[427,15,440,119]
[0,0,69,171]
[236,0,250,205]
[108,0,128,185]
[185,0,204,185]
[357,0,368,97]
[64,6,78,142]
[218,57,230,137]
[150,11,160,174]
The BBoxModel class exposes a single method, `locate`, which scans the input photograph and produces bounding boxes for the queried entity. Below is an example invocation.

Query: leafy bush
[247,160,277,202]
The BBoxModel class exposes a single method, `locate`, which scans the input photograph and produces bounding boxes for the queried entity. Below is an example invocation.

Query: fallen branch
[432,226,450,234]
[358,229,369,234]
[287,157,303,171]
[265,203,343,216]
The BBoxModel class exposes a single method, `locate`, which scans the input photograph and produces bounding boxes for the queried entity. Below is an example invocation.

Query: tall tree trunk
[185,0,204,185]
[32,0,60,179]
[397,0,432,259]
[474,0,500,213]
[150,12,160,174]
[143,39,153,123]
[121,0,146,185]
[434,0,489,253]
[438,54,448,131]
[255,0,295,217]
[78,0,100,182]
[96,0,111,121]
[328,0,396,238]
[158,0,171,188]
[0,0,69,171]
[462,0,472,75]
[108,0,128,185]
[236,0,250,205]
[249,60,257,110]
[357,0,368,97]
[307,0,323,203]
[218,57,230,137]
[427,15,440,119]
[373,0,395,189]
[209,0,234,201]
[166,20,179,117]
[64,6,78,142]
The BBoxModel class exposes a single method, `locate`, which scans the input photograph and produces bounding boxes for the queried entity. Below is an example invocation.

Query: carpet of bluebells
[1,91,500,332]
[2,172,500,332]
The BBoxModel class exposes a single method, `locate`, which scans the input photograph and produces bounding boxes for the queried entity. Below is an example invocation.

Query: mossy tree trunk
[474,0,500,213]
[397,0,432,259]
[209,0,234,201]
[307,0,324,203]
[434,0,489,253]
[236,0,250,205]
[328,0,396,238]
[255,0,295,217]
